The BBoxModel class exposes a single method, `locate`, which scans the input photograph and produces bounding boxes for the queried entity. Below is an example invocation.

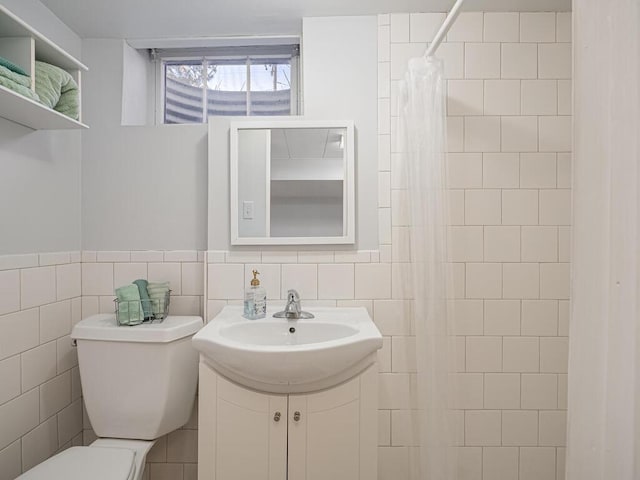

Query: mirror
[230,120,355,245]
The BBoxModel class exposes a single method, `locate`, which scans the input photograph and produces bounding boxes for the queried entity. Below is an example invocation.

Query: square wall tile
[520,447,556,480]
[242,264,280,300]
[465,336,502,372]
[81,263,113,296]
[520,153,557,189]
[40,300,71,344]
[521,80,558,115]
[539,44,572,79]
[484,300,521,336]
[0,389,39,451]
[113,263,147,289]
[484,226,520,263]
[540,263,570,300]
[447,80,484,116]
[281,264,318,300]
[465,263,502,299]
[484,80,520,116]
[484,373,520,409]
[464,117,501,152]
[465,410,501,446]
[355,263,391,299]
[502,410,538,446]
[539,116,572,152]
[483,12,519,42]
[21,415,58,472]
[483,447,519,480]
[447,12,483,42]
[390,13,409,43]
[148,263,182,295]
[449,299,483,336]
[458,447,482,480]
[0,270,20,315]
[483,153,519,188]
[0,309,39,361]
[521,226,558,262]
[556,13,572,42]
[438,43,464,79]
[521,374,557,409]
[520,13,556,42]
[449,226,483,263]
[39,371,71,420]
[451,373,484,410]
[21,341,57,391]
[56,263,81,301]
[502,263,540,299]
[208,264,244,300]
[540,337,568,373]
[502,190,539,226]
[539,410,567,446]
[521,300,558,336]
[409,13,446,42]
[501,43,537,79]
[465,189,501,225]
[465,43,500,79]
[0,440,22,480]
[501,116,538,152]
[503,337,539,373]
[182,263,204,296]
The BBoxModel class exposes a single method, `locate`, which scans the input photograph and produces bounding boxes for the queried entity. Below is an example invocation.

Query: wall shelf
[0,5,88,130]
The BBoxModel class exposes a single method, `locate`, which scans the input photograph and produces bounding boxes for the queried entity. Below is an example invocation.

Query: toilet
[17,314,203,480]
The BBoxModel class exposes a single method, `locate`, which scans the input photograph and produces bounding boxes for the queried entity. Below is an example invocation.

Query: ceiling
[40,0,571,39]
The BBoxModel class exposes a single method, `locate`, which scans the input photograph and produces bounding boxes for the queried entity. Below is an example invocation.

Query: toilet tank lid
[71,314,203,343]
[17,446,135,480]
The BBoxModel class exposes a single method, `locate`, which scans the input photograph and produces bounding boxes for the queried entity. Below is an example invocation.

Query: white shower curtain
[567,1,640,479]
[399,56,456,480]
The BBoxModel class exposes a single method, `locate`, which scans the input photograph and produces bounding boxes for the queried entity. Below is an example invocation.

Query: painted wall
[0,2,82,255]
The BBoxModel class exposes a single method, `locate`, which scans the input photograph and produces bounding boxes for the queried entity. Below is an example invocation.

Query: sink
[192,306,383,393]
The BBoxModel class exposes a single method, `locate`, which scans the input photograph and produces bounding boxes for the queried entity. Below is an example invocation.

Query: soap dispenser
[244,270,266,319]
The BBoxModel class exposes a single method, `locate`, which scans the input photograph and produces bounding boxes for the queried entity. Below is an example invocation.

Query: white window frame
[154,48,299,125]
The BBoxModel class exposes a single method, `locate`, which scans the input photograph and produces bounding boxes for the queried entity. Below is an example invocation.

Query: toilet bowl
[17,314,203,480]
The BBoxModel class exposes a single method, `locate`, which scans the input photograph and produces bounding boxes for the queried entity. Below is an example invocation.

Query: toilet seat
[17,446,136,480]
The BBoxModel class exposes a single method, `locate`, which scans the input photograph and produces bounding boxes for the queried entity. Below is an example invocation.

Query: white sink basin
[192,306,383,393]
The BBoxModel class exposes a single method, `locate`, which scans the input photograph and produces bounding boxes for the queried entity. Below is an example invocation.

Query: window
[156,45,299,124]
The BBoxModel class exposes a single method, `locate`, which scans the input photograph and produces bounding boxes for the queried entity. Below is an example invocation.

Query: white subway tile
[148,263,182,295]
[207,264,244,300]
[0,440,22,480]
[373,300,412,336]
[450,263,466,299]
[21,341,56,391]
[0,270,20,315]
[21,415,58,472]
[522,79,558,115]
[390,409,417,446]
[378,25,390,62]
[483,153,519,188]
[464,117,500,152]
[521,226,558,262]
[465,189,501,226]
[466,263,502,299]
[447,80,484,116]
[391,227,411,263]
[130,251,164,262]
[0,356,20,405]
[96,251,129,263]
[557,79,572,115]
[335,251,371,263]
[484,373,521,409]
[378,410,391,446]
[390,13,409,43]
[483,447,519,480]
[503,263,539,299]
[539,116,572,152]
[281,264,318,300]
[113,263,147,289]
[458,447,482,479]
[540,337,569,373]
[57,335,78,373]
[557,373,568,408]
[448,190,465,225]
[391,336,416,373]
[0,388,39,450]
[484,79,520,115]
[0,254,39,272]
[392,263,412,300]
[447,116,464,152]
[502,190,539,226]
[451,373,484,409]
[378,208,392,245]
[391,189,410,226]
[501,116,538,152]
[539,189,571,225]
[483,13,519,42]
[80,251,96,263]
[378,98,390,135]
[503,337,539,372]
[409,13,445,42]
[466,336,502,372]
[317,264,355,300]
[390,43,426,81]
[521,300,558,336]
[182,263,204,296]
[56,263,81,301]
[298,251,334,264]
[465,43,500,79]
[501,43,537,79]
[449,299,483,336]
[539,43,572,79]
[502,410,539,446]
[40,371,71,420]
[206,300,227,321]
[21,266,56,309]
[378,446,409,480]
[539,410,567,446]
[437,43,464,79]
[379,134,391,171]
[81,263,113,296]
[465,410,501,446]
[558,226,571,262]
[58,399,83,446]
[447,12,483,42]
[39,252,70,267]
[484,300,521,336]
[520,447,556,480]
[449,226,483,262]
[225,251,261,264]
[169,296,201,316]
[0,309,39,361]
[520,12,556,42]
[556,13,572,42]
[378,373,411,409]
[377,336,391,372]
[164,250,198,262]
[260,252,297,265]
[521,374,557,409]
[167,429,198,463]
[520,153,557,188]
[40,300,71,344]
[80,296,99,319]
[484,226,520,262]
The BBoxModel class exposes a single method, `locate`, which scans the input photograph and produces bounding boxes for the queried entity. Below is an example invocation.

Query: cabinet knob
[293,411,301,422]
[274,411,281,422]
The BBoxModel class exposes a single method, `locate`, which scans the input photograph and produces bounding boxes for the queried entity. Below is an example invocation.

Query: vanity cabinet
[198,361,378,480]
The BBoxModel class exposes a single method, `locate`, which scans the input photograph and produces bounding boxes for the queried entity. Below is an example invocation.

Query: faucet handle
[287,289,300,302]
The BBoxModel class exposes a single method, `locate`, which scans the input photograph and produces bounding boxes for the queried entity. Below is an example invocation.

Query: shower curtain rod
[425,0,466,57]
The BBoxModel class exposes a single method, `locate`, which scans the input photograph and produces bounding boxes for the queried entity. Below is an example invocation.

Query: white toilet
[17,314,203,480]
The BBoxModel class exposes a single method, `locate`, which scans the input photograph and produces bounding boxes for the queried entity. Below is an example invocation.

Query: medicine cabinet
[229,120,355,245]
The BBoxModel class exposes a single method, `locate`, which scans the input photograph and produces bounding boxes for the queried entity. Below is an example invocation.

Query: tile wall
[378,11,571,480]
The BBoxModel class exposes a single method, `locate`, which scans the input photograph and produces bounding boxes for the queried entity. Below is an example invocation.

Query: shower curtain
[399,56,457,480]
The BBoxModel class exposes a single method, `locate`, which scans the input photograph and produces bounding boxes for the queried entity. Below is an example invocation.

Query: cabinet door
[288,375,362,480]
[198,364,287,480]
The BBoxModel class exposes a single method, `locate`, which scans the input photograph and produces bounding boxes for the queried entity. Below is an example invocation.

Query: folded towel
[34,61,79,120]
[0,73,39,102]
[133,279,152,319]
[115,284,144,325]
[0,56,28,76]
[147,282,170,318]
[0,64,31,87]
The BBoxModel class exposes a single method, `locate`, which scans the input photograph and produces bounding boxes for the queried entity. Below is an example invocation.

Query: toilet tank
[71,314,202,440]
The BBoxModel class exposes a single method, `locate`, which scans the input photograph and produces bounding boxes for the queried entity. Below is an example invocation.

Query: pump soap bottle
[244,270,266,319]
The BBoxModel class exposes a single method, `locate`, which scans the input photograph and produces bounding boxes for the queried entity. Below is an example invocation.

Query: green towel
[147,282,170,318]
[0,64,31,87]
[115,284,144,325]
[0,74,39,102]
[0,56,28,76]
[133,279,152,319]
[34,61,79,120]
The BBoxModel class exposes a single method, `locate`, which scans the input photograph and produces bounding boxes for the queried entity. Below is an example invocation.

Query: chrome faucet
[273,289,314,319]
